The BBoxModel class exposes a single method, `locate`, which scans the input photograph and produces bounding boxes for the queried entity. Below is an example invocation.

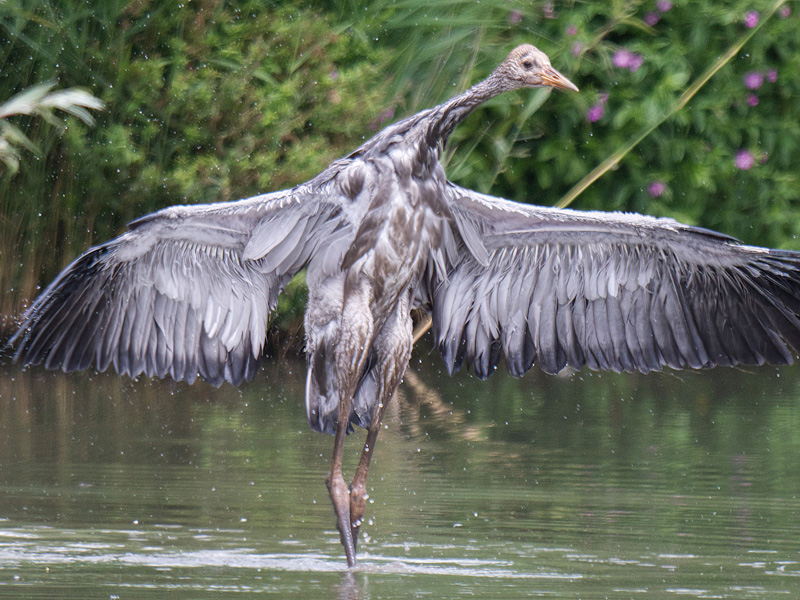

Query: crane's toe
[327,472,358,567]
[349,481,368,553]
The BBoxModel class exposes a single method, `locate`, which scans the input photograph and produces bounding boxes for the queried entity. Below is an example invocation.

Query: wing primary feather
[557,300,583,369]
[605,293,634,372]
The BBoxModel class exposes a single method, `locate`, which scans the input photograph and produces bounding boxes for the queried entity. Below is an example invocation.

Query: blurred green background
[1,0,798,336]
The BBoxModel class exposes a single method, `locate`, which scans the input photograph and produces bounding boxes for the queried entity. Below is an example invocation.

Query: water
[1,344,800,598]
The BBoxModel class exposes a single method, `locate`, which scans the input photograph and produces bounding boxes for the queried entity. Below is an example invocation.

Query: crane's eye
[522,60,533,69]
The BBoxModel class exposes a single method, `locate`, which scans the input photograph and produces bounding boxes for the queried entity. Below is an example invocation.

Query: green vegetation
[0,82,104,175]
[1,0,798,335]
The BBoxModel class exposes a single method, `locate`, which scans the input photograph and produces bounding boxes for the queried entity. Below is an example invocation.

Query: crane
[11,45,800,567]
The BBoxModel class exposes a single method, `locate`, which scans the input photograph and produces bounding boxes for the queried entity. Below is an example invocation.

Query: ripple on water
[0,526,582,579]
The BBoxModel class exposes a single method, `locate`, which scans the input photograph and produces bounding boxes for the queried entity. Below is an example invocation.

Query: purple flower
[566,24,578,36]
[734,150,755,170]
[647,181,666,198]
[613,49,644,72]
[571,41,583,57]
[379,108,394,123]
[329,70,339,81]
[586,103,605,123]
[508,10,522,25]
[644,12,661,26]
[613,49,632,68]
[779,5,791,18]
[746,94,759,107]
[370,107,396,131]
[656,1,673,11]
[743,71,764,90]
[767,69,778,83]
[744,11,759,28]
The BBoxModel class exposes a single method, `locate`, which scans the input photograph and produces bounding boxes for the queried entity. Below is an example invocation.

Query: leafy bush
[0,0,394,325]
[1,0,798,335]
[368,0,799,250]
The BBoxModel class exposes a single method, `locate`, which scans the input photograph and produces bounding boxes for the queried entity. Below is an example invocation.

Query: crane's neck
[423,72,510,150]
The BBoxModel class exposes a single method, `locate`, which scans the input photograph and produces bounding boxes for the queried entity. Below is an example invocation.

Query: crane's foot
[349,481,368,553]
[327,472,357,567]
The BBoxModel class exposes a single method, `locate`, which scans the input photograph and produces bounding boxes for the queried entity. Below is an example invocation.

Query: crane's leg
[348,301,413,552]
[327,393,357,567]
[322,281,374,568]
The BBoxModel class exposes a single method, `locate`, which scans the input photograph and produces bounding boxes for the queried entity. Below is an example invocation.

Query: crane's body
[11,46,800,567]
[303,87,459,435]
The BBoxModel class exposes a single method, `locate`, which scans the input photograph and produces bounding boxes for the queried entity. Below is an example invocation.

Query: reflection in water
[336,571,361,600]
[2,345,800,597]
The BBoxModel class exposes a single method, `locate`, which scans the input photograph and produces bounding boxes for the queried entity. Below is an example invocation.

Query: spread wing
[432,184,800,379]
[11,186,347,385]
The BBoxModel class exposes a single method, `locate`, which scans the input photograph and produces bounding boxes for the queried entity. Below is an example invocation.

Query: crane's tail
[305,350,375,435]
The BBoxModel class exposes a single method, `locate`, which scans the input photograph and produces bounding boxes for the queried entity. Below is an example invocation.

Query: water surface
[1,343,800,598]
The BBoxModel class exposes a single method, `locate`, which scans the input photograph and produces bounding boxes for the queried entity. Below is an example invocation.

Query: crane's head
[493,44,578,93]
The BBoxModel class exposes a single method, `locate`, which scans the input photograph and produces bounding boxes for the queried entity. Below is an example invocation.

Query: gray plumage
[9,45,800,566]
[431,189,800,379]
